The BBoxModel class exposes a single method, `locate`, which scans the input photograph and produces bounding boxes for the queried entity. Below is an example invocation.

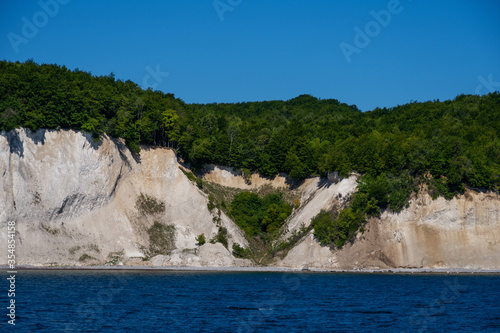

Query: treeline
[1,60,499,212]
[0,60,185,152]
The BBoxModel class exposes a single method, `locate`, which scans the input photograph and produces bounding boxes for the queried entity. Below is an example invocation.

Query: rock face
[202,164,289,190]
[200,165,359,239]
[0,129,248,267]
[280,190,500,270]
[1,129,499,269]
[282,176,357,238]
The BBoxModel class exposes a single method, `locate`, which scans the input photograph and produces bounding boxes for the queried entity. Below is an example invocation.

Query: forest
[1,60,499,248]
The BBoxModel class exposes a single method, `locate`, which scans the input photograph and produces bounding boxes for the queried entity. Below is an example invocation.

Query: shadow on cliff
[2,128,144,167]
[3,128,54,158]
[112,137,141,166]
[4,130,24,157]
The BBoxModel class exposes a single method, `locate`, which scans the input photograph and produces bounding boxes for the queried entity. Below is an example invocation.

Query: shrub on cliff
[229,192,292,237]
[232,243,250,258]
[210,227,228,249]
[196,233,206,246]
[312,208,365,248]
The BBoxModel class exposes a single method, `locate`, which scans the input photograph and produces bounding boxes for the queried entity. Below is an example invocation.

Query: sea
[3,270,500,332]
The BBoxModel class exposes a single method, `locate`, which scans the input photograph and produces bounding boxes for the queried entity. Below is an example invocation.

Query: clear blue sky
[1,0,499,111]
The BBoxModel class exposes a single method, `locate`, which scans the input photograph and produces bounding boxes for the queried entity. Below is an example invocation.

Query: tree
[228,116,241,155]
[161,108,178,147]
[1,60,498,209]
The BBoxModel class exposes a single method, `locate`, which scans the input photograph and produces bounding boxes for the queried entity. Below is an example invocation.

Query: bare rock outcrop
[0,129,249,267]
[1,128,499,270]
[202,164,289,190]
[280,189,500,270]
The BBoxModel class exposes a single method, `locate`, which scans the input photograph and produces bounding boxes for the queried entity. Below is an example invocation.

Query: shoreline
[3,265,500,274]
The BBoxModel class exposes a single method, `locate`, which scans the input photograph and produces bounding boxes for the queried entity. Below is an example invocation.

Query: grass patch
[202,182,244,215]
[87,244,100,253]
[136,193,166,216]
[232,243,251,258]
[78,253,95,262]
[179,167,197,182]
[148,222,176,255]
[207,194,216,212]
[272,223,313,259]
[69,246,81,255]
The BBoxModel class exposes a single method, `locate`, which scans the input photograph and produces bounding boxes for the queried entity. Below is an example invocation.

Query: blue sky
[1,0,499,111]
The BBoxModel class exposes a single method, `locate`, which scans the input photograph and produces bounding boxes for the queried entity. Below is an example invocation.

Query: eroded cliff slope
[0,129,248,267]
[200,164,500,270]
[1,129,499,269]
[279,189,500,270]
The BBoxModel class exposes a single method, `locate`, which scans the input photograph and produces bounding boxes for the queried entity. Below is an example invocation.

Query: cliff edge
[1,129,499,269]
[0,129,249,267]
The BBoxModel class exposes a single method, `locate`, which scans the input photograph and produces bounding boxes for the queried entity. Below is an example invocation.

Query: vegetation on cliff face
[147,222,176,256]
[229,192,292,237]
[198,181,296,262]
[1,60,499,249]
[136,193,166,216]
[312,208,365,249]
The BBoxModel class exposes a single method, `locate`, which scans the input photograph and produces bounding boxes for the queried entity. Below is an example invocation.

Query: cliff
[279,189,500,270]
[1,129,499,269]
[0,129,249,267]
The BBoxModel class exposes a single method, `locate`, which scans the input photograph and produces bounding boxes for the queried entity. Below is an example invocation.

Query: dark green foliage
[427,176,461,200]
[311,211,336,246]
[312,208,365,248]
[136,193,166,216]
[0,60,183,152]
[195,233,206,246]
[241,168,252,184]
[1,60,499,211]
[196,177,203,189]
[210,227,228,248]
[314,172,416,248]
[207,195,216,211]
[352,171,416,215]
[78,253,95,262]
[232,243,250,258]
[179,167,197,182]
[230,192,292,237]
[4,60,498,257]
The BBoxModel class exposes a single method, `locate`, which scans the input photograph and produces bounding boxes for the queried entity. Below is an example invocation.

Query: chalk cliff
[279,189,500,270]
[1,129,499,269]
[0,129,248,267]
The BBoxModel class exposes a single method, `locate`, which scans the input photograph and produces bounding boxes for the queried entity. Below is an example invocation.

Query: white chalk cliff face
[1,129,499,269]
[279,188,500,270]
[0,129,248,267]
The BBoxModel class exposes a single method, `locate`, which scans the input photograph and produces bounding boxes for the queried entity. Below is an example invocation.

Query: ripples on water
[4,270,500,332]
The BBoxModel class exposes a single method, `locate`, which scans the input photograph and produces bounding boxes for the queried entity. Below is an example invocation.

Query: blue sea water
[2,270,500,332]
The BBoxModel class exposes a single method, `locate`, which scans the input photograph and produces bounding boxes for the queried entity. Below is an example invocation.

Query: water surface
[4,270,500,332]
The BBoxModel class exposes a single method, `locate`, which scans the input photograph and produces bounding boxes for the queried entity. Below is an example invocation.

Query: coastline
[3,265,500,274]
